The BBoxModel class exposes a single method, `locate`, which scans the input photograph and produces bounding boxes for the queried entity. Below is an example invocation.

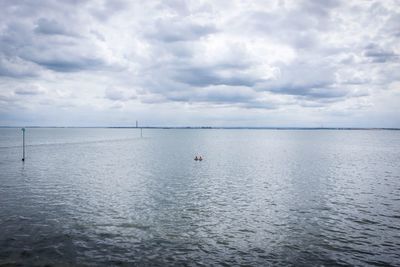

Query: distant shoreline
[0,126,399,130]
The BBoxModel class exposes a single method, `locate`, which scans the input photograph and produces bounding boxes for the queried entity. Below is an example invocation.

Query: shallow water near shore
[0,128,399,266]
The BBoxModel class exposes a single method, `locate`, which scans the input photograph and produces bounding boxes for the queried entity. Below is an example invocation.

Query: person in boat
[194,156,198,161]
[199,156,203,161]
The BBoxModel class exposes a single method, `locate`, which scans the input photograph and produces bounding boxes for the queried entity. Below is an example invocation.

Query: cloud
[0,0,399,127]
[165,85,257,103]
[34,18,72,36]
[254,59,353,101]
[0,7,115,73]
[172,66,260,87]
[90,0,129,21]
[31,55,106,72]
[146,17,217,43]
[104,87,136,102]
[364,43,399,63]
[14,85,46,95]
[0,56,40,77]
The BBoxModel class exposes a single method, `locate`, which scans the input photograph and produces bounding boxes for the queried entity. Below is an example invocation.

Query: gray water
[0,128,399,266]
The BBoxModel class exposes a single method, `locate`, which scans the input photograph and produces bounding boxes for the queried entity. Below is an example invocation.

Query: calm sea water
[0,128,399,266]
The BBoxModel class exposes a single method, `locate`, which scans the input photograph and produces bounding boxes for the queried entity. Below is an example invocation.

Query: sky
[0,0,399,127]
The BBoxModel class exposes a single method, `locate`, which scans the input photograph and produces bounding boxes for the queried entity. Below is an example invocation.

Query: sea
[0,128,399,266]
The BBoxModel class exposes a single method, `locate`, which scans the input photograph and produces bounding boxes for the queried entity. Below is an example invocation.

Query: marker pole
[22,128,25,161]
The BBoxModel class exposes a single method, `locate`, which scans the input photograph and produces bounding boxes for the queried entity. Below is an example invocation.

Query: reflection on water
[0,128,399,266]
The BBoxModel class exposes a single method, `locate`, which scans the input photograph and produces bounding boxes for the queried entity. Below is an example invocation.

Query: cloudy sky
[0,0,399,127]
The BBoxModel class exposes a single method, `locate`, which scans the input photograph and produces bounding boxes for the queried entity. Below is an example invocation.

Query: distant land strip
[1,126,399,130]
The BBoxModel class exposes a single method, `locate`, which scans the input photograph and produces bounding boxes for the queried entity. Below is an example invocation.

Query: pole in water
[21,128,25,161]
[140,127,143,138]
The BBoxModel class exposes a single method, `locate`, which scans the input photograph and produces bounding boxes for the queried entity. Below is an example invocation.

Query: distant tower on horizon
[136,120,138,128]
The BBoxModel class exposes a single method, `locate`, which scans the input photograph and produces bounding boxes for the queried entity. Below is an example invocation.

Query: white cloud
[0,0,399,127]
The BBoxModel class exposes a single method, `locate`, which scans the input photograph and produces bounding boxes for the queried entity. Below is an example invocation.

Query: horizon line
[1,126,399,130]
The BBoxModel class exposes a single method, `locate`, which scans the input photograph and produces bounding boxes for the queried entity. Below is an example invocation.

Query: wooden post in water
[21,128,25,161]
[137,120,143,138]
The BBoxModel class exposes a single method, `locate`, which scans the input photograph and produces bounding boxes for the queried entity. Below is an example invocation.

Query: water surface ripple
[0,128,399,266]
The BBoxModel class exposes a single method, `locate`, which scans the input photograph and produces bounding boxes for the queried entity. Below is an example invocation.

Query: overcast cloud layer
[0,0,399,127]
